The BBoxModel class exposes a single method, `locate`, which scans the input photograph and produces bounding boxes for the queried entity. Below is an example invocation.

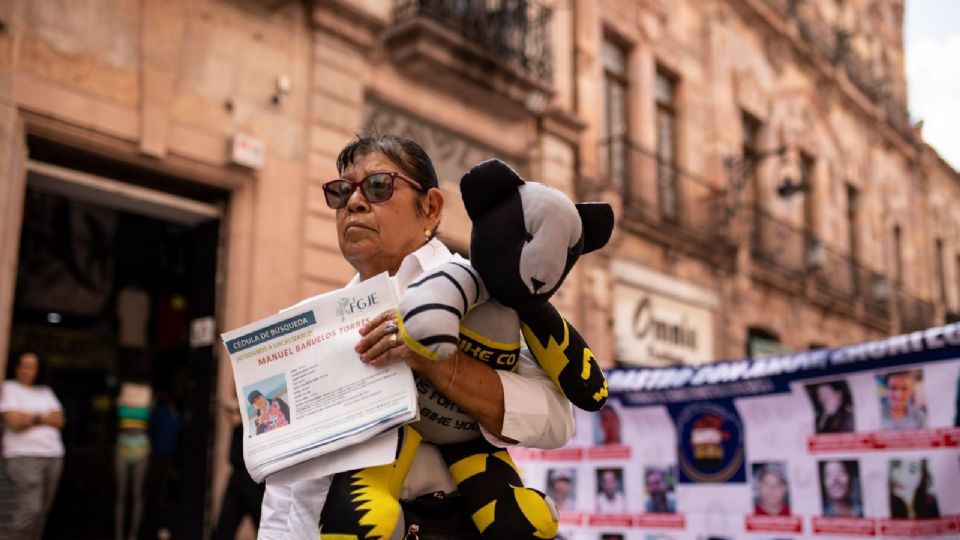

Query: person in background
[0,350,65,540]
[880,371,926,430]
[115,379,152,540]
[212,400,266,539]
[753,463,790,516]
[145,388,182,539]
[644,467,677,514]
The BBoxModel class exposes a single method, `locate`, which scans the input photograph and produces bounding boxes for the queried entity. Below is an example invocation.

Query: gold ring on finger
[390,333,399,347]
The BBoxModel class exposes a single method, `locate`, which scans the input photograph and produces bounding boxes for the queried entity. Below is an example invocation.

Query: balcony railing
[898,290,934,332]
[858,265,891,321]
[810,243,858,301]
[749,208,896,322]
[749,208,808,278]
[393,0,553,82]
[607,139,728,251]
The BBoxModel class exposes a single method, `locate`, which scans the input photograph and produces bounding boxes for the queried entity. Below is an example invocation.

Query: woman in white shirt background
[1,349,65,540]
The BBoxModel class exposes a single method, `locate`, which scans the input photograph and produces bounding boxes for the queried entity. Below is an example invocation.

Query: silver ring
[389,333,399,347]
[385,320,398,334]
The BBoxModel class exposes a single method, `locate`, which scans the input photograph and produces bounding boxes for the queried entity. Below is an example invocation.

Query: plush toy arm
[519,302,608,411]
[398,258,490,362]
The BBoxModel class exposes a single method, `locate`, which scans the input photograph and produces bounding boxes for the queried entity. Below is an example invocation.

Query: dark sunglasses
[322,171,424,209]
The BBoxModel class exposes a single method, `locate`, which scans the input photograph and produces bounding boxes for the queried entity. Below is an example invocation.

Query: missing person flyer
[221,272,417,482]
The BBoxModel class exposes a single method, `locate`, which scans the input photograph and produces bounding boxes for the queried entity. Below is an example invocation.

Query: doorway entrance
[7,143,226,539]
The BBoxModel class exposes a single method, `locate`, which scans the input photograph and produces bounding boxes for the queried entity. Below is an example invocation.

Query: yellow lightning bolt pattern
[322,427,421,540]
[520,317,570,388]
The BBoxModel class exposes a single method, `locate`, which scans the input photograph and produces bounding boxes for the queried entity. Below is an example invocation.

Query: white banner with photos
[512,324,960,540]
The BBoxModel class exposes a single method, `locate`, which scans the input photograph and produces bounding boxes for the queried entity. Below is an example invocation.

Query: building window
[847,184,860,293]
[893,224,904,286]
[936,238,947,305]
[655,67,679,221]
[800,152,819,264]
[742,111,762,204]
[743,111,763,249]
[602,37,629,194]
[747,327,787,358]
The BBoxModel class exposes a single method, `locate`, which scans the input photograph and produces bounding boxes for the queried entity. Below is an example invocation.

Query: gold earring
[424,228,432,241]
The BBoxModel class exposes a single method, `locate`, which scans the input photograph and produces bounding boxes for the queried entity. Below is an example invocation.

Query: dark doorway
[7,160,224,539]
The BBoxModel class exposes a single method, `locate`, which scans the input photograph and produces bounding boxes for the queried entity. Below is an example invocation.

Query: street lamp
[720,145,787,228]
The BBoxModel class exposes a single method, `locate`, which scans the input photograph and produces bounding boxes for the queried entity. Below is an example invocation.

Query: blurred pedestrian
[0,350,65,540]
[212,400,265,539]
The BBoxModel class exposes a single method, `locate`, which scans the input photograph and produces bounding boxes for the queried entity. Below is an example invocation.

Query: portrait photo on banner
[888,457,940,519]
[751,462,791,516]
[805,378,856,433]
[595,466,628,514]
[594,404,622,445]
[546,467,577,512]
[818,459,863,517]
[643,465,677,514]
[876,368,927,430]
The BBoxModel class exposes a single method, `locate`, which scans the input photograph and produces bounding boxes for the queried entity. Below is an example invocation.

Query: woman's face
[817,384,842,414]
[890,460,923,501]
[336,153,432,277]
[15,353,39,386]
[886,374,913,415]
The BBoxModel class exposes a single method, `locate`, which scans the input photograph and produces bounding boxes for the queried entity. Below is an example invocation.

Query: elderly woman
[1,350,65,540]
[258,134,575,538]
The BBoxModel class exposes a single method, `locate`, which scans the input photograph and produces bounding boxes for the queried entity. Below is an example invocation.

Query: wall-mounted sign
[612,261,717,367]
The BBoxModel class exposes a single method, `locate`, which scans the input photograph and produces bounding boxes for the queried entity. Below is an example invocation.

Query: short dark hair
[883,370,914,386]
[336,133,439,191]
[247,390,264,404]
[6,349,49,385]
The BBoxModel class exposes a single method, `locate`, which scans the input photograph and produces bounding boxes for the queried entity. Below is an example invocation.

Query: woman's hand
[356,310,513,441]
[356,310,435,369]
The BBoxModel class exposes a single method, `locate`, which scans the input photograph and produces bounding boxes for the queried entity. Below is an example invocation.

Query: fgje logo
[336,292,380,322]
[675,401,745,483]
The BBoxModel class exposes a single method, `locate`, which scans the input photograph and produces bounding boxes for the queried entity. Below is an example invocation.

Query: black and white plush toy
[397,158,614,416]
[319,160,614,540]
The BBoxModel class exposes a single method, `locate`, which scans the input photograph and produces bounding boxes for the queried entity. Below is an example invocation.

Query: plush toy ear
[460,159,525,222]
[576,202,615,254]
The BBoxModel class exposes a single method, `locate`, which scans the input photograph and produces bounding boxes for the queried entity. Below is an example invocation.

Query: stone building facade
[0,0,956,536]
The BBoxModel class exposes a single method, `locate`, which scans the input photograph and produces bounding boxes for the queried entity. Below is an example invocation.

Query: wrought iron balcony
[749,208,808,278]
[390,0,553,84]
[857,265,892,321]
[898,289,934,332]
[748,208,893,322]
[605,139,729,256]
